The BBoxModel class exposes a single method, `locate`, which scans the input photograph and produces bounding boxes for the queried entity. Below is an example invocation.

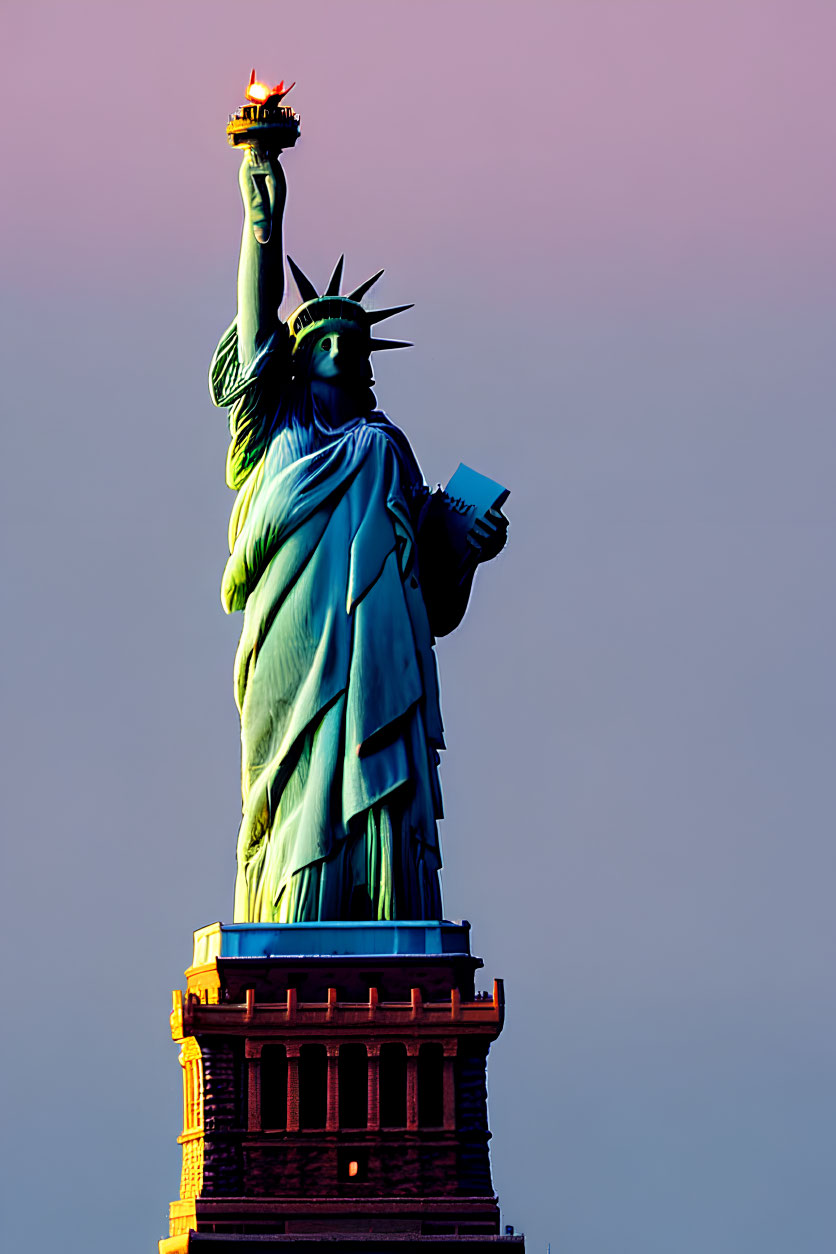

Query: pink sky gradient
[4,1,836,303]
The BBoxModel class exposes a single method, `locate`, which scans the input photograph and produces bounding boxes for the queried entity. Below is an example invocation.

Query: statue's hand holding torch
[239,148,286,246]
[228,71,299,245]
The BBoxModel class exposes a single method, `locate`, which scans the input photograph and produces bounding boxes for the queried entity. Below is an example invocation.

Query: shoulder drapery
[210,319,293,490]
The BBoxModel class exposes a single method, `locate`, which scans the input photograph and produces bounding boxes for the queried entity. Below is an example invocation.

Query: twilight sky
[2,4,835,1253]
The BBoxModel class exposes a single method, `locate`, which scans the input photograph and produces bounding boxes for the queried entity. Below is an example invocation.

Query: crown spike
[347,269,385,302]
[287,256,319,303]
[369,338,413,352]
[325,255,345,296]
[366,303,414,325]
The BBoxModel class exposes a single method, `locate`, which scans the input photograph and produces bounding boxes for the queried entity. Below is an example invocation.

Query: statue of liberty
[211,133,507,924]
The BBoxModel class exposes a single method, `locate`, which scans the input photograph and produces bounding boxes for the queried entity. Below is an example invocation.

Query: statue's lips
[329,371,374,389]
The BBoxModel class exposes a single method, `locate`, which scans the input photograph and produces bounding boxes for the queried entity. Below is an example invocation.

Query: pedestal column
[443,1042,457,1131]
[326,1045,339,1131]
[246,1044,262,1132]
[286,1045,300,1132]
[367,1043,380,1131]
[406,1044,419,1132]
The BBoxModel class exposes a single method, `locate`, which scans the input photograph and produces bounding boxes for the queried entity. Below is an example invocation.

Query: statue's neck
[311,380,376,429]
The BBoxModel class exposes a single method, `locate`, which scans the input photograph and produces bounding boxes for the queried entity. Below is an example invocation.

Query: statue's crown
[286,256,412,355]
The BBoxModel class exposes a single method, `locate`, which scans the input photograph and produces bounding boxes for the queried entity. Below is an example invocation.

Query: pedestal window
[418,1041,444,1127]
[261,1044,288,1130]
[379,1042,407,1128]
[338,1043,368,1129]
[299,1043,327,1130]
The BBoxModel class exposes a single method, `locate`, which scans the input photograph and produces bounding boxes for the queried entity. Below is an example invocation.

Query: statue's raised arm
[209,148,293,490]
[236,149,287,368]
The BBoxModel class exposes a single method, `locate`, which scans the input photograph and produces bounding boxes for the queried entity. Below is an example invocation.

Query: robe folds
[211,321,444,922]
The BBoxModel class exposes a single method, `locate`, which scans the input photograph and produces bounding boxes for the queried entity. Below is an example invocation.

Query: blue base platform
[191,920,472,967]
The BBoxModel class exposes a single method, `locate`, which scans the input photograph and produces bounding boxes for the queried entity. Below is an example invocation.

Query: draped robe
[210,322,444,922]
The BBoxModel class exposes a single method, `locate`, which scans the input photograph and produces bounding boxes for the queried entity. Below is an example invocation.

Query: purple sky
[3,5,835,1253]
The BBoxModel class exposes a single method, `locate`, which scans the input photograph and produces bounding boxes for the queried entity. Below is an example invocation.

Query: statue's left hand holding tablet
[465,507,509,564]
[239,147,287,246]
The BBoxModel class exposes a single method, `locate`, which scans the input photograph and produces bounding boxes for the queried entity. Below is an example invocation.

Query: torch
[226,69,300,156]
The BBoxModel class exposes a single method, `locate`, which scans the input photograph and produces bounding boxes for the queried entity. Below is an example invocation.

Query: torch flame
[246,68,295,104]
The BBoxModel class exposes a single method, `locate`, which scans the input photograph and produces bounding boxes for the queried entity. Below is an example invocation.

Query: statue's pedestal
[160,922,522,1254]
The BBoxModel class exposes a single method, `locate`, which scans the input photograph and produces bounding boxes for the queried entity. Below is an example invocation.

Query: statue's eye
[320,338,331,351]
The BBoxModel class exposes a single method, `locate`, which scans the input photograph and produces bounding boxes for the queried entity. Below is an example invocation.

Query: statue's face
[306,326,376,419]
[308,329,373,388]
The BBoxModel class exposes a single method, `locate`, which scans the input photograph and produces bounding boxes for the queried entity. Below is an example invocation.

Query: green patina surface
[212,144,507,924]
